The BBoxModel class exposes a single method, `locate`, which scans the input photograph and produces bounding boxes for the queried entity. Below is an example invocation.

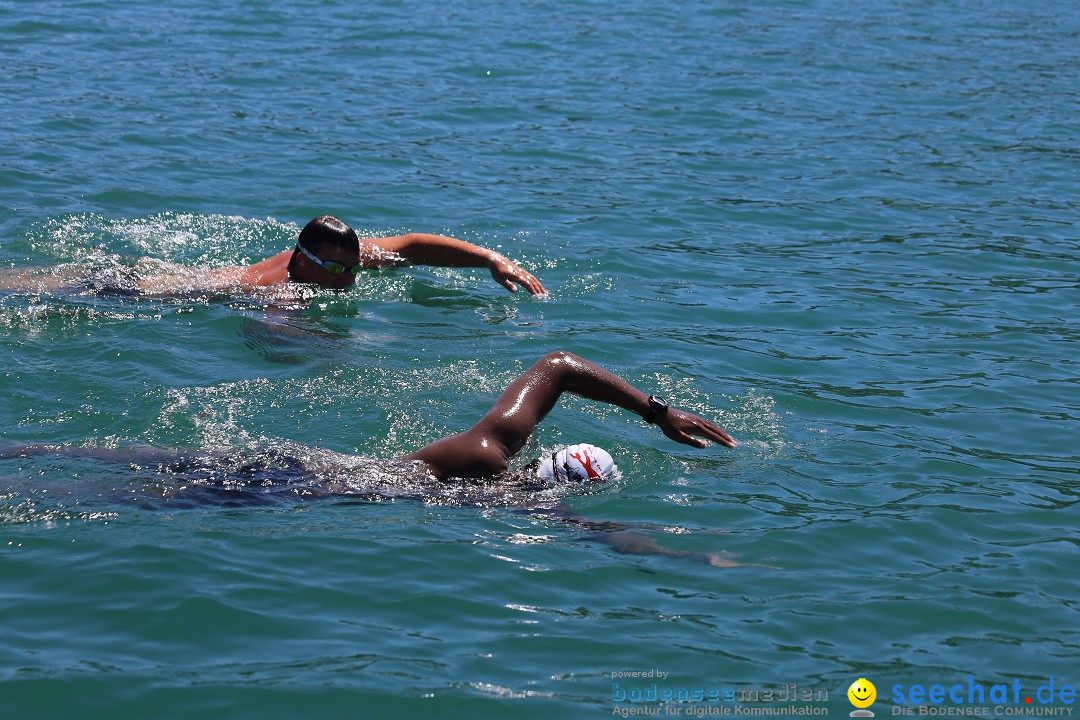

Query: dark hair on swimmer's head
[288,215,360,276]
[298,215,359,254]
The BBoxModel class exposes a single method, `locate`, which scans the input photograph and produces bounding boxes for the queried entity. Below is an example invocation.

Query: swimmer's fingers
[697,417,737,448]
[704,552,740,568]
[658,409,737,449]
[498,275,519,293]
[489,256,548,296]
[700,552,777,570]
[494,265,545,295]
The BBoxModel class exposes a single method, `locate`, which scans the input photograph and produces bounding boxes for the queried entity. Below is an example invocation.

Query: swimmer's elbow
[539,349,582,368]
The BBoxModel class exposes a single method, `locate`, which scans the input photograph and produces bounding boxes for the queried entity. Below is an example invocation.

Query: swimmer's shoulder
[232,250,293,286]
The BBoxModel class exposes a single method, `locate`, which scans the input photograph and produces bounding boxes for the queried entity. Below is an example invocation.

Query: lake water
[1,1,1077,718]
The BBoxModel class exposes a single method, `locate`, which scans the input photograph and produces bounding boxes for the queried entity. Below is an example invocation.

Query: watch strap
[643,394,668,423]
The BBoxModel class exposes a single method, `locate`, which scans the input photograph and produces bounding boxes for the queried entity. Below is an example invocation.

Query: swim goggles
[294,243,362,275]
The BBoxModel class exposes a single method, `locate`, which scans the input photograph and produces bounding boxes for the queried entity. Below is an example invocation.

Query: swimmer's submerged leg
[0,268,78,293]
[0,442,222,469]
[406,350,735,481]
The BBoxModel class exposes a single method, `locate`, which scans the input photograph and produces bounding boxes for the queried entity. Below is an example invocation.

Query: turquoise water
[2,0,1078,718]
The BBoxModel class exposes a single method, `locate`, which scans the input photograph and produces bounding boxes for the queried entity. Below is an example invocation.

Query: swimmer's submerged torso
[0,442,584,509]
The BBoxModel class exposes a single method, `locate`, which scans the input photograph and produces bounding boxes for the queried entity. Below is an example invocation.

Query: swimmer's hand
[656,408,737,449]
[488,254,547,296]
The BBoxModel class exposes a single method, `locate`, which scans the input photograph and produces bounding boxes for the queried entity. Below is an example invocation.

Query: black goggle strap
[550,451,577,481]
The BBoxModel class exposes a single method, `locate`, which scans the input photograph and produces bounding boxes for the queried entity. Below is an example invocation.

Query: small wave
[12,212,298,266]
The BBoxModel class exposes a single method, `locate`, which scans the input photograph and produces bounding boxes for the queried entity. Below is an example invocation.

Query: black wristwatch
[642,394,669,424]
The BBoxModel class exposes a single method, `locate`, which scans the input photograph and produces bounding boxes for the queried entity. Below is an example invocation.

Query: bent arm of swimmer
[370,233,546,295]
[406,350,735,481]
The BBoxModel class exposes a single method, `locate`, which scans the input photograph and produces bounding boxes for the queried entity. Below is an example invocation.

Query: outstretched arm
[406,350,735,481]
[369,233,546,296]
[515,502,750,568]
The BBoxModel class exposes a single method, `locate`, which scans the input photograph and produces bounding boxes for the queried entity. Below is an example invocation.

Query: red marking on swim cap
[568,448,603,480]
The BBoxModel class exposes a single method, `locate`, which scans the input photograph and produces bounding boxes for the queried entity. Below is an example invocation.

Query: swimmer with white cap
[3,352,739,566]
[408,350,734,481]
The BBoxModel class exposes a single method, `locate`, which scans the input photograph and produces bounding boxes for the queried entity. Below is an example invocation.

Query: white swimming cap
[536,443,616,483]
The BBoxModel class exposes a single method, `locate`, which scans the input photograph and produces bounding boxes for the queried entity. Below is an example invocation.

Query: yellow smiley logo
[848,678,877,709]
